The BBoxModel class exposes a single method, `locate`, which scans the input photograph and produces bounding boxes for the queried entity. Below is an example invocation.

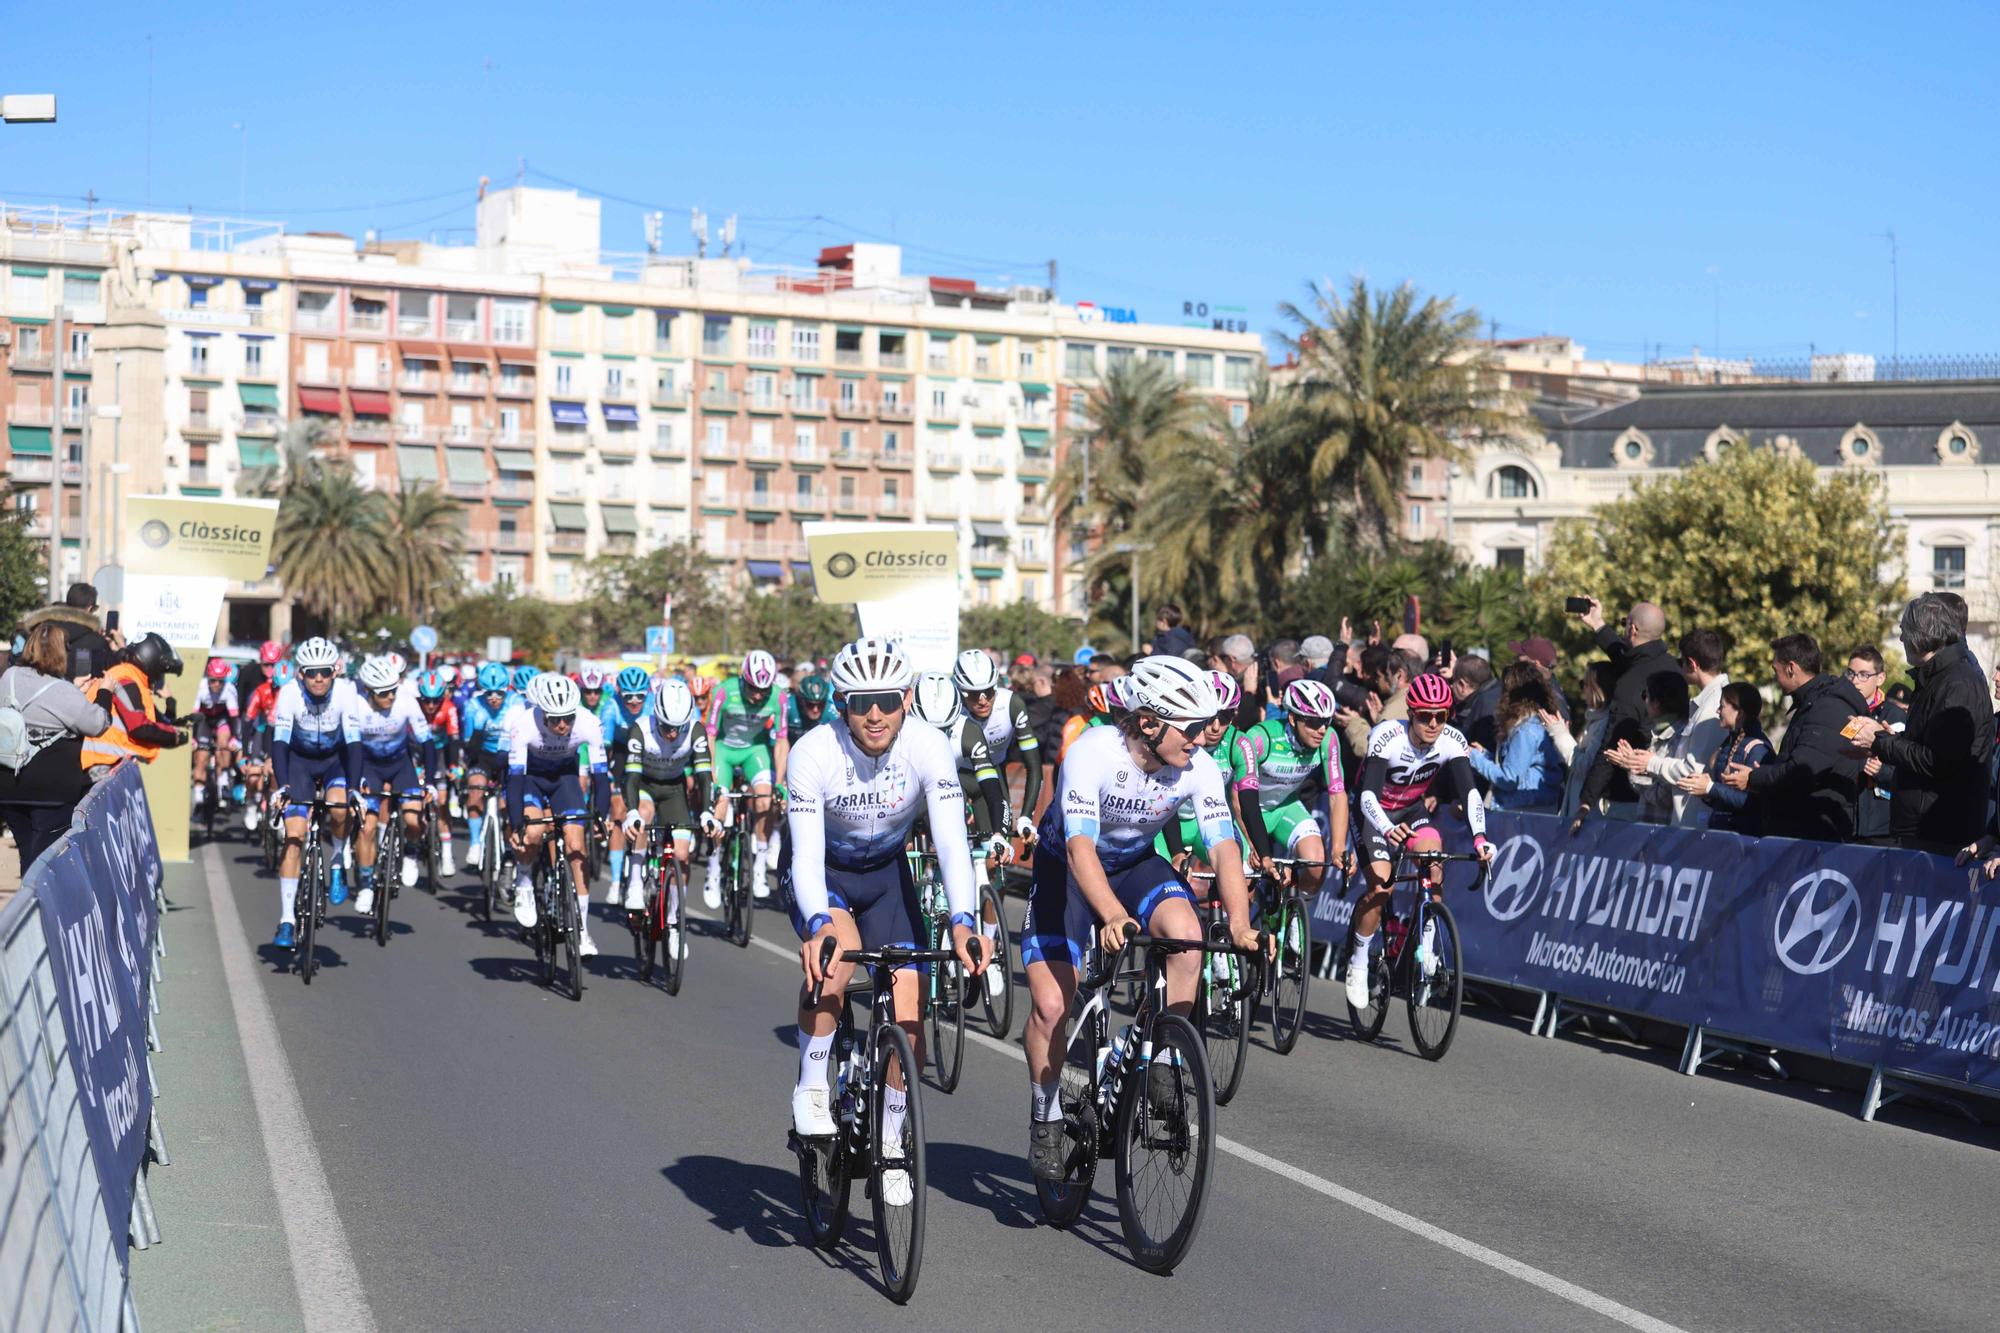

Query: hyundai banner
[1309,810,2000,1092]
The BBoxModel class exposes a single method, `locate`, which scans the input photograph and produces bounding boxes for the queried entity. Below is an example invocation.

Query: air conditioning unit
[960,391,981,405]
[0,330,11,346]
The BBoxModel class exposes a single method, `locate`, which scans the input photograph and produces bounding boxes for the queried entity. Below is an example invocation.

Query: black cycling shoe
[1146,1061,1183,1119]
[1029,1118,1068,1181]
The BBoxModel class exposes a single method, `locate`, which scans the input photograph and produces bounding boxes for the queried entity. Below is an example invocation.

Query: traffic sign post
[410,623,438,668]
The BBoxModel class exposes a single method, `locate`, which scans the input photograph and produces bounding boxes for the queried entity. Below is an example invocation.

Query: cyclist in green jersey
[704,649,789,908]
[1227,678,1352,896]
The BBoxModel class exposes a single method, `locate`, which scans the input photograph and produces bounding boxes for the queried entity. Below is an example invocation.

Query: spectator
[1007,657,1035,695]
[1553,663,1613,820]
[1024,665,1062,757]
[1844,645,1906,846]
[1392,632,1429,668]
[80,631,189,780]
[1467,661,1563,812]
[1299,635,1335,679]
[1508,635,1570,720]
[1450,655,1501,752]
[1600,629,1729,827]
[1219,633,1263,732]
[1722,633,1865,843]
[1576,597,1673,741]
[1337,642,1413,756]
[1628,669,1693,825]
[21,582,114,678]
[1847,594,1994,854]
[0,623,111,875]
[1677,682,1771,835]
[1148,603,1195,659]
[1051,666,1092,760]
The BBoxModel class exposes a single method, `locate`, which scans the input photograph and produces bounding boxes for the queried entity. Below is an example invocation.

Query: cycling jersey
[271,678,362,800]
[504,706,610,830]
[462,693,517,754]
[946,716,1010,836]
[193,681,239,725]
[623,714,712,793]
[1040,722,1235,874]
[967,686,1043,818]
[785,695,831,744]
[351,692,436,806]
[784,718,974,929]
[244,682,277,729]
[709,678,785,749]
[1357,719,1486,850]
[1230,717,1345,858]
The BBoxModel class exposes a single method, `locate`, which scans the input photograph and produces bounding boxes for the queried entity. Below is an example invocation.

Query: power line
[0,184,472,217]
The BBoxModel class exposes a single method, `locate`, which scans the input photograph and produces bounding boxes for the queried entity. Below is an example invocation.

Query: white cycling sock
[1350,932,1374,965]
[882,1086,908,1152]
[575,893,591,931]
[1031,1078,1063,1122]
[515,864,532,892]
[279,878,298,926]
[798,1029,835,1089]
[332,836,349,867]
[665,875,682,924]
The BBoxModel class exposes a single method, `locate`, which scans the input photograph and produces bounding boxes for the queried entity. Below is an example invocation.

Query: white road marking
[203,844,378,1333]
[745,930,1685,1333]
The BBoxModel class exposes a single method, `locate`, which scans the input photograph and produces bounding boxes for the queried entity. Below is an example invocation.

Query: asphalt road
[141,837,2000,1331]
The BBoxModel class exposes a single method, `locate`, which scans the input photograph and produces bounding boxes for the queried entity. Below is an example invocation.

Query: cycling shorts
[1022,845,1194,970]
[1263,799,1325,855]
[282,753,349,819]
[786,854,924,973]
[518,772,587,826]
[193,716,234,748]
[241,728,271,762]
[358,755,424,814]
[1361,807,1430,867]
[635,784,692,834]
[473,749,508,784]
[713,741,773,794]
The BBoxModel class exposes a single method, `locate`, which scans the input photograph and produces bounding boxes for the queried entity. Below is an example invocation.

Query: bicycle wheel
[1268,893,1311,1055]
[1405,899,1463,1061]
[424,810,442,894]
[869,1021,926,1304]
[976,881,1014,1039]
[535,862,555,987]
[297,834,321,985]
[633,863,653,983]
[1345,931,1392,1042]
[797,1017,852,1249]
[660,859,685,997]
[1200,962,1250,1107]
[1114,1012,1214,1274]
[1034,1065,1099,1228]
[563,877,585,1001]
[927,932,965,1095]
[373,821,393,947]
[729,832,753,948]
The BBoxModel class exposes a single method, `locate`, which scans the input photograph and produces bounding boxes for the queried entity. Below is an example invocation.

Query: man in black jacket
[1723,633,1866,842]
[21,582,113,676]
[1848,594,1994,854]
[1843,644,1907,845]
[1576,597,1673,740]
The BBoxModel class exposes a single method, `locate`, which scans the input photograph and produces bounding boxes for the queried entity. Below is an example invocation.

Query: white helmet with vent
[1128,655,1221,725]
[529,673,580,718]
[911,673,963,729]
[951,649,1000,693]
[828,637,914,694]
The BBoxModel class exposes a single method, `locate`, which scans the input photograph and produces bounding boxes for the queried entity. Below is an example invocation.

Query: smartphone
[1403,595,1421,636]
[1564,596,1592,614]
[104,609,119,634]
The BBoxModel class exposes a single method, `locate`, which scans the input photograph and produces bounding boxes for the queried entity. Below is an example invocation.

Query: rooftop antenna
[719,214,737,257]
[644,210,663,255]
[691,208,708,259]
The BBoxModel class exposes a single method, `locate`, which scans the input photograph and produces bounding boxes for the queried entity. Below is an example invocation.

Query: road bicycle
[521,814,588,1001]
[1344,846,1486,1060]
[628,818,689,994]
[791,936,959,1304]
[1036,925,1261,1274]
[290,784,337,985]
[909,841,966,1094]
[194,739,230,843]
[362,785,418,948]
[714,782,758,948]
[418,791,446,895]
[258,784,282,873]
[1256,857,1326,1055]
[973,865,1014,1039]
[477,785,513,923]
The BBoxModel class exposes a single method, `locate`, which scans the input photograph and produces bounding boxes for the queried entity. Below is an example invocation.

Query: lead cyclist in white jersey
[1021,655,1266,1181]
[786,638,990,1204]
[1347,670,1495,1009]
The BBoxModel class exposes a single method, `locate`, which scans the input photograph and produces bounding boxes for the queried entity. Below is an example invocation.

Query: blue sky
[4,3,1994,362]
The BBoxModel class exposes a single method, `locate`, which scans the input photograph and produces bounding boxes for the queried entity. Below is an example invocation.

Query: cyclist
[270,638,361,947]
[415,668,459,876]
[1347,671,1495,1010]
[788,638,987,1208]
[351,656,437,917]
[912,672,1014,999]
[1022,655,1262,1181]
[620,677,715,954]
[461,663,515,871]
[1159,669,1244,868]
[600,665,652,902]
[785,672,833,742]
[190,657,240,818]
[952,649,1043,845]
[1229,677,1352,898]
[577,664,609,727]
[240,652,285,833]
[704,649,789,909]
[506,673,611,955]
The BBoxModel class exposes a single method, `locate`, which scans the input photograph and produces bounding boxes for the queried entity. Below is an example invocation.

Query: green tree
[573,541,725,654]
[730,585,855,663]
[1281,277,1528,550]
[269,445,392,627]
[0,493,46,632]
[958,599,1085,663]
[1536,448,1905,682]
[437,587,572,664]
[381,484,466,622]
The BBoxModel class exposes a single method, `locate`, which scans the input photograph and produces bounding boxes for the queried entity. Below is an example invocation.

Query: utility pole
[47,304,67,595]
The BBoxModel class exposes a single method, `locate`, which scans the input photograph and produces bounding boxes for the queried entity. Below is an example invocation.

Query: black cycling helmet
[126,631,182,679]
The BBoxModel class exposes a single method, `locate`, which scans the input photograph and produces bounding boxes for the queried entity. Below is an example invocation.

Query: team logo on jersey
[1115,769,1128,786]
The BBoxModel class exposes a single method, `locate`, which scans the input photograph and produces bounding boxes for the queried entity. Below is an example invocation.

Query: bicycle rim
[870,1022,926,1303]
[1114,1013,1214,1274]
[1271,895,1311,1055]
[661,860,685,996]
[1406,900,1464,1060]
[1346,937,1392,1041]
[978,883,1014,1039]
[1034,1079,1098,1228]
[798,1018,851,1248]
[565,885,584,1001]
[1202,975,1249,1107]
[931,957,965,1095]
[297,845,319,984]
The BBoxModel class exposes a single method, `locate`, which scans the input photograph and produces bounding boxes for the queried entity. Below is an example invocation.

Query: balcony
[926,496,959,520]
[350,309,387,333]
[401,371,439,394]
[184,412,224,438]
[743,489,784,513]
[238,415,280,438]
[348,367,388,390]
[9,348,54,373]
[926,450,963,473]
[397,317,434,338]
[832,398,871,420]
[876,400,914,423]
[445,319,480,341]
[495,528,533,552]
[972,405,1010,430]
[745,393,782,415]
[745,538,809,561]
[700,436,739,461]
[745,440,785,467]
[792,396,829,417]
[295,307,339,332]
[348,419,391,443]
[875,495,911,518]
[878,349,908,370]
[548,531,586,553]
[701,339,733,359]
[1020,502,1049,525]
[6,403,53,427]
[651,383,689,408]
[970,453,1007,475]
[1019,402,1054,427]
[449,480,489,502]
[497,429,535,449]
[830,492,869,517]
[496,376,535,400]
[1014,547,1050,570]
[791,444,824,467]
[702,389,741,411]
[597,431,638,456]
[297,364,342,388]
[834,348,865,368]
[651,435,687,460]
[494,476,535,501]
[602,380,637,404]
[447,374,488,397]
[877,448,913,471]
[830,447,872,468]
[788,488,829,514]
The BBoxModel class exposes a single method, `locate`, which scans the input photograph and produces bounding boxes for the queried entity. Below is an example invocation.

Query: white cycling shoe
[400,855,418,889]
[579,928,599,958]
[792,1086,837,1138]
[513,886,537,928]
[354,887,375,917]
[1345,956,1372,1010]
[702,865,722,910]
[878,1154,914,1208]
[439,845,456,877]
[623,879,646,911]
[244,804,260,832]
[466,840,484,870]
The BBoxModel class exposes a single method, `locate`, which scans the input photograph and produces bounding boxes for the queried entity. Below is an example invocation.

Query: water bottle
[1098,1043,1122,1085]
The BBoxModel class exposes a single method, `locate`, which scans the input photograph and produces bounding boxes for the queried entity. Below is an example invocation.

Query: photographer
[0,622,111,875]
[80,632,190,781]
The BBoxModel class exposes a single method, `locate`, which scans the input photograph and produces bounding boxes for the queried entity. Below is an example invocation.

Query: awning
[550,401,589,426]
[493,449,534,472]
[550,300,584,314]
[600,505,638,535]
[602,403,640,424]
[297,387,342,414]
[973,426,1004,437]
[446,343,493,362]
[877,327,907,337]
[348,389,391,416]
[182,274,223,287]
[790,561,814,578]
[348,286,388,303]
[548,502,587,532]
[972,567,1004,580]
[497,351,537,366]
[241,278,278,291]
[928,331,958,341]
[444,450,489,485]
[67,272,101,285]
[974,333,1001,344]
[747,560,784,581]
[396,341,442,362]
[8,425,52,456]
[238,440,279,469]
[601,304,634,316]
[1019,382,1052,396]
[239,383,280,410]
[395,445,440,482]
[971,521,1009,542]
[836,324,865,334]
[9,265,47,277]
[1018,428,1050,446]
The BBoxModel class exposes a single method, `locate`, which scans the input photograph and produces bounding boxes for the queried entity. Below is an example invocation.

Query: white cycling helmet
[951,649,1001,693]
[1209,669,1242,713]
[652,677,697,728]
[1105,675,1137,711]
[385,651,408,678]
[741,649,779,690]
[357,656,401,692]
[1284,678,1336,722]
[829,637,914,694]
[529,672,580,718]
[438,663,460,685]
[1129,654,1220,725]
[578,664,608,691]
[294,637,341,671]
[911,672,963,729]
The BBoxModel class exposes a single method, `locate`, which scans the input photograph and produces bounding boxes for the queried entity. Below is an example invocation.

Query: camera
[1565,596,1592,614]
[1332,678,1372,714]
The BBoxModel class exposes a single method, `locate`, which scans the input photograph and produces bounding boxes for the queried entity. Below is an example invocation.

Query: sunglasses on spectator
[842,690,905,717]
[1410,709,1451,725]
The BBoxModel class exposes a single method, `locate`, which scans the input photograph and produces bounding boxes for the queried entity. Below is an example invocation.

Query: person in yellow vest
[82,632,189,781]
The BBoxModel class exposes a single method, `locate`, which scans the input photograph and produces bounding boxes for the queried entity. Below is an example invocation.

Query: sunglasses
[1410,710,1451,725]
[369,688,397,702]
[546,713,575,727]
[301,668,334,680]
[964,688,996,703]
[842,690,905,717]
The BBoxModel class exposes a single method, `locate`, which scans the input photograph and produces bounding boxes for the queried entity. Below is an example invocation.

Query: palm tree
[271,452,392,627]
[382,484,465,622]
[1281,277,1528,551]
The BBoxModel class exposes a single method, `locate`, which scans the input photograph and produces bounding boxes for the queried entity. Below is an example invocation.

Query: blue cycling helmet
[615,666,651,696]
[272,660,297,689]
[512,665,539,691]
[477,662,510,692]
[416,668,447,700]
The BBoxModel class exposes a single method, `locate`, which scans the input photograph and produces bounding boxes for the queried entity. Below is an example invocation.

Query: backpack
[0,671,60,771]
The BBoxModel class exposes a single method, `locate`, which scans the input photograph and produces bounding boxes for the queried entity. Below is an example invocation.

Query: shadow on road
[468,955,547,987]
[255,940,344,977]
[660,1154,896,1295]
[926,1139,1134,1261]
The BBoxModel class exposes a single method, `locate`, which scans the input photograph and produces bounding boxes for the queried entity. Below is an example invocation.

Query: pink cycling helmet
[1406,672,1454,712]
[258,640,284,666]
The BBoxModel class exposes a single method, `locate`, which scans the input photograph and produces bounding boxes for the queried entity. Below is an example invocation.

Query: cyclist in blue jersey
[599,665,652,901]
[350,655,438,917]
[461,662,516,871]
[270,637,362,948]
[506,674,611,953]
